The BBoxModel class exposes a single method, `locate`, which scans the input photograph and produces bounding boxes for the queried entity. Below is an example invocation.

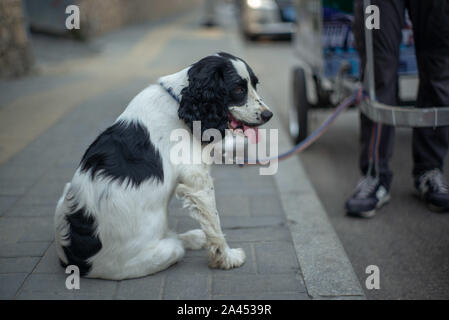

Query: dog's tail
[54,182,72,266]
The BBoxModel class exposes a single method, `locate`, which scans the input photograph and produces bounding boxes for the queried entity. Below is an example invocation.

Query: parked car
[239,0,296,40]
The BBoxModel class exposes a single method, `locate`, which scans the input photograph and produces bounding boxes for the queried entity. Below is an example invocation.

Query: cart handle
[360,99,449,128]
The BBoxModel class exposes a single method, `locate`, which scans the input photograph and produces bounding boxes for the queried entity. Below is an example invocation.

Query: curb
[270,114,366,299]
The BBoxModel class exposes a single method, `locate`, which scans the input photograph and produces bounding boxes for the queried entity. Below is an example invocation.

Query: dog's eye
[233,87,246,95]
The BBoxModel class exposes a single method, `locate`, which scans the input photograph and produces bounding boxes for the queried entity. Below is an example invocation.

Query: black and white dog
[55,52,273,280]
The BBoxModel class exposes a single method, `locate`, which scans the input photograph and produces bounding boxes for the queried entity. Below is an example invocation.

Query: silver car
[240,0,296,40]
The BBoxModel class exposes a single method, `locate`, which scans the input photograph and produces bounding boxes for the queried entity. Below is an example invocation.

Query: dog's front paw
[209,247,246,269]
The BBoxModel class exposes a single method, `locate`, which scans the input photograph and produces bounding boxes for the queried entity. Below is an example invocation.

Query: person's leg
[409,0,449,176]
[354,0,405,186]
[408,0,449,211]
[346,0,405,217]
[202,0,218,27]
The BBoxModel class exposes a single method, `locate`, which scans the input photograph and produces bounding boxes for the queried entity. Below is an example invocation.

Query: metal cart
[289,0,449,144]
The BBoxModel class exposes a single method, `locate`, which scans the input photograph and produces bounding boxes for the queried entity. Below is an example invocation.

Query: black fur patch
[179,52,260,143]
[218,52,259,89]
[179,55,230,142]
[80,120,164,187]
[61,206,102,276]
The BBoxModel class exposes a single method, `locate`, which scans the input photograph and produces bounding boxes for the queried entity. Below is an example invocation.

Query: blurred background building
[0,0,200,78]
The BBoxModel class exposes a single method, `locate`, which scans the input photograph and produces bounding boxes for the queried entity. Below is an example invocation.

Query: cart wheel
[289,67,310,144]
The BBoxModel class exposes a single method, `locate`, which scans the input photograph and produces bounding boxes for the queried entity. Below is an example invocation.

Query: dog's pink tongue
[230,119,239,129]
[243,125,260,144]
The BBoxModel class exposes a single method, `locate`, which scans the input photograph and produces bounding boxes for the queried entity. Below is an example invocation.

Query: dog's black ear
[179,56,230,142]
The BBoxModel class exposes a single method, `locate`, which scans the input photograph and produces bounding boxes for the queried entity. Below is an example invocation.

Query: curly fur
[179,56,231,142]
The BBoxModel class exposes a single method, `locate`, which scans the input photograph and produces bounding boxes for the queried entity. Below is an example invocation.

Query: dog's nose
[261,110,273,122]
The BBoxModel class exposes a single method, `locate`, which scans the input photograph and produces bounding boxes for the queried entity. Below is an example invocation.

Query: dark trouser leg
[408,0,449,177]
[354,0,405,187]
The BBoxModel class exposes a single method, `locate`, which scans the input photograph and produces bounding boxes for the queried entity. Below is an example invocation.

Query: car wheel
[290,67,310,144]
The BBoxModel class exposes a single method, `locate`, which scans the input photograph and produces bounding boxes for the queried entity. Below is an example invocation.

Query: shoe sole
[414,190,449,213]
[428,203,449,213]
[346,194,391,218]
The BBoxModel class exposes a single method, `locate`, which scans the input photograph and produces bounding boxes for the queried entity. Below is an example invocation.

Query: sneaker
[415,169,449,212]
[345,176,390,218]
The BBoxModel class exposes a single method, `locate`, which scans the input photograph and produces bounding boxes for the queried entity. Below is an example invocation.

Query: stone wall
[0,0,32,78]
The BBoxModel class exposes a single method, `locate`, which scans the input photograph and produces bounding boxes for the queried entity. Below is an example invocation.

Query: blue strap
[159,82,181,104]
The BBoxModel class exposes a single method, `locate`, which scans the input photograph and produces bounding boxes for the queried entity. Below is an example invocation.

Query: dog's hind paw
[179,229,206,250]
[209,247,246,269]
